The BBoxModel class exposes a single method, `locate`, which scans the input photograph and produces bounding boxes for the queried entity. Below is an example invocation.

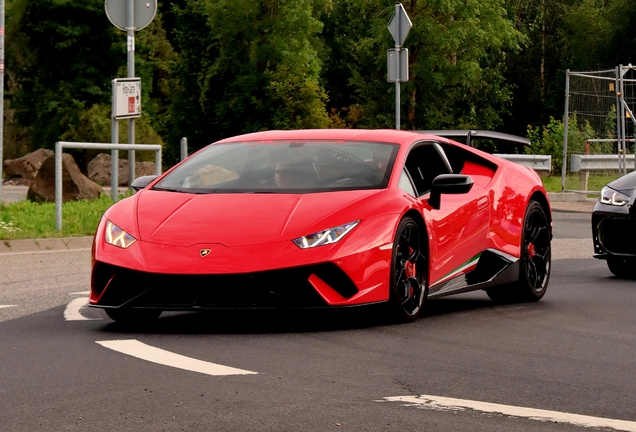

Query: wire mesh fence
[562,66,636,191]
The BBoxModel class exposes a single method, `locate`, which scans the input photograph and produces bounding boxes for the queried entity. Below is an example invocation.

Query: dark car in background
[593,171,636,277]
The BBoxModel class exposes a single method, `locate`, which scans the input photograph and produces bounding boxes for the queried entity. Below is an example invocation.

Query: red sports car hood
[135,189,385,247]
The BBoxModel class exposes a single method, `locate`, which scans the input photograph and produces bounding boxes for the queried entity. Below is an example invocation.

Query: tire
[486,201,551,303]
[104,308,162,323]
[388,217,427,322]
[607,258,636,278]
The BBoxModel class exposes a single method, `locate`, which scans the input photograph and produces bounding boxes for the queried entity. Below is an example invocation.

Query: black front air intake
[92,262,358,309]
[597,217,636,255]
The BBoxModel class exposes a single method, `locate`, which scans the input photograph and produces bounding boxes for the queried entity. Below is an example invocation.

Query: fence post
[156,148,162,176]
[561,69,570,192]
[180,137,188,161]
[579,171,589,192]
[55,142,62,231]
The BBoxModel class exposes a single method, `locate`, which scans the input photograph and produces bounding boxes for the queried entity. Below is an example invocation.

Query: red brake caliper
[527,243,536,258]
[404,247,416,296]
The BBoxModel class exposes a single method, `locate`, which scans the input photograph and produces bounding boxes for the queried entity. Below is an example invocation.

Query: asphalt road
[2,212,635,432]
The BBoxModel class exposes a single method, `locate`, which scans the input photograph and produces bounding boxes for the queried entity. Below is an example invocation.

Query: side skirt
[428,249,519,299]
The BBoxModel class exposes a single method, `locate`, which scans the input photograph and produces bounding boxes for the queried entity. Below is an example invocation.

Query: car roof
[215,129,446,147]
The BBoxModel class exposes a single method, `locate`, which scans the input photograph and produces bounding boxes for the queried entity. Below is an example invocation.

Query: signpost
[0,0,5,202]
[387,3,412,130]
[105,0,156,195]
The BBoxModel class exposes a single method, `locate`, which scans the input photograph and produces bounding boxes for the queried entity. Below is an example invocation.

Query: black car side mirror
[428,174,474,209]
[131,175,158,192]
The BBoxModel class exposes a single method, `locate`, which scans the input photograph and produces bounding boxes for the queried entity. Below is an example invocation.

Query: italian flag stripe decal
[434,253,482,286]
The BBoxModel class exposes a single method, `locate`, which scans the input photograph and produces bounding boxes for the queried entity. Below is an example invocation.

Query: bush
[526,115,598,174]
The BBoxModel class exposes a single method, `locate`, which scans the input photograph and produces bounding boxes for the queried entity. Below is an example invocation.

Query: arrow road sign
[387,3,412,47]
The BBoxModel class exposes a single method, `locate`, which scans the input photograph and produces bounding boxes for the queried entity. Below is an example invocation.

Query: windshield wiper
[151,186,190,193]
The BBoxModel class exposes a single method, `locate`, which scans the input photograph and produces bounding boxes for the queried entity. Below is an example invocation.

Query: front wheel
[487,201,551,302]
[607,258,636,278]
[388,217,427,322]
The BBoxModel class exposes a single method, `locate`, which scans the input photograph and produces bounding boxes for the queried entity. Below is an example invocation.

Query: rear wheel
[607,258,636,278]
[487,201,551,302]
[389,217,427,322]
[104,308,162,323]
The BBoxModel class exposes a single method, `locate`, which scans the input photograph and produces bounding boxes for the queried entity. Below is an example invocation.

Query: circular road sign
[105,0,157,31]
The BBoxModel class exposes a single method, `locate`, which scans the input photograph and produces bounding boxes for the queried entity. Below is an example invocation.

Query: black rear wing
[416,130,530,148]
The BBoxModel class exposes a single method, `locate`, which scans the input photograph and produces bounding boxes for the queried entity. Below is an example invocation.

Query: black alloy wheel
[487,201,551,302]
[389,217,427,322]
[105,308,162,324]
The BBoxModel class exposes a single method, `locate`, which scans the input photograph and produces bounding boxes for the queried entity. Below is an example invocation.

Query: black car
[593,171,636,277]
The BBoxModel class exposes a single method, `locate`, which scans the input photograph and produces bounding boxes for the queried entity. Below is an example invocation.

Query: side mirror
[428,174,474,209]
[130,175,158,192]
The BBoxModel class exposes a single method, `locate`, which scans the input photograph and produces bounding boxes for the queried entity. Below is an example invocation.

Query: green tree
[7,0,121,151]
[323,0,521,131]
[5,0,177,170]
[166,0,330,161]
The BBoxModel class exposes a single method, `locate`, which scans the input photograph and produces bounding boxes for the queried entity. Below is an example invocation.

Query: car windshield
[153,140,399,194]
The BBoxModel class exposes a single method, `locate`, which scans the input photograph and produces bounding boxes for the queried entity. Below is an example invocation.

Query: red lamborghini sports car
[90,129,552,323]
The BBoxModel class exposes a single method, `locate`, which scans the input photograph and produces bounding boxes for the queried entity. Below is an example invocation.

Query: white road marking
[0,305,17,309]
[69,291,90,296]
[96,339,258,376]
[64,297,100,321]
[382,395,636,431]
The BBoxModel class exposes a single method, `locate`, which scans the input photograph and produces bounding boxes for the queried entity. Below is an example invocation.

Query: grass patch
[541,173,622,193]
[0,194,118,240]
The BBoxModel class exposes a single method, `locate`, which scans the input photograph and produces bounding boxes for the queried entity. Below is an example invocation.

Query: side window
[398,169,416,196]
[404,142,453,196]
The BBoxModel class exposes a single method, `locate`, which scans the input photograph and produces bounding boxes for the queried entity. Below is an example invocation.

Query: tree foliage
[4,0,636,169]
[6,0,121,150]
[165,0,330,160]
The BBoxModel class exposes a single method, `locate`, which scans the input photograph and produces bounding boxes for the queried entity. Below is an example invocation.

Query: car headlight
[600,186,630,206]
[293,221,359,249]
[105,220,137,248]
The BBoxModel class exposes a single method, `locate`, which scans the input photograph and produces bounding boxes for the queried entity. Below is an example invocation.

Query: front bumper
[90,261,367,310]
[592,201,636,259]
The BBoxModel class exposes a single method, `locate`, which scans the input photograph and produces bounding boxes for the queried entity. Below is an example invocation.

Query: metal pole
[180,137,188,161]
[111,79,119,202]
[615,66,623,174]
[395,4,400,130]
[561,70,570,192]
[0,0,5,203]
[55,142,161,230]
[620,65,628,175]
[127,0,136,187]
[55,142,62,230]
[156,148,162,175]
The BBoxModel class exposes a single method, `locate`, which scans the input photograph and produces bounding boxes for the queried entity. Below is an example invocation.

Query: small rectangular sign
[113,78,141,119]
[387,49,409,82]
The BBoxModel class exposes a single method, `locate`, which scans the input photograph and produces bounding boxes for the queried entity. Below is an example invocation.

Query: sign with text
[113,78,141,119]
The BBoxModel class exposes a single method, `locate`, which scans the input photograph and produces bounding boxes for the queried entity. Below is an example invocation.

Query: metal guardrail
[570,154,635,172]
[495,154,551,172]
[55,141,162,231]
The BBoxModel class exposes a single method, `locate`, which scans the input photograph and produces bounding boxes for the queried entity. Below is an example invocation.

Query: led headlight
[600,186,630,206]
[105,220,137,248]
[293,221,359,249]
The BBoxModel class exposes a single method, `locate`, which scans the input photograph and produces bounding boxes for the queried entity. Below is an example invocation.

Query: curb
[0,236,93,254]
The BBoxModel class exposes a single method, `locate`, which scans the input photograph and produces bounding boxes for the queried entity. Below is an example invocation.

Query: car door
[403,141,490,294]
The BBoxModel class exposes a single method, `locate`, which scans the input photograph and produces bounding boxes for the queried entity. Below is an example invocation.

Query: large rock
[87,153,156,186]
[27,154,103,203]
[3,148,54,181]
